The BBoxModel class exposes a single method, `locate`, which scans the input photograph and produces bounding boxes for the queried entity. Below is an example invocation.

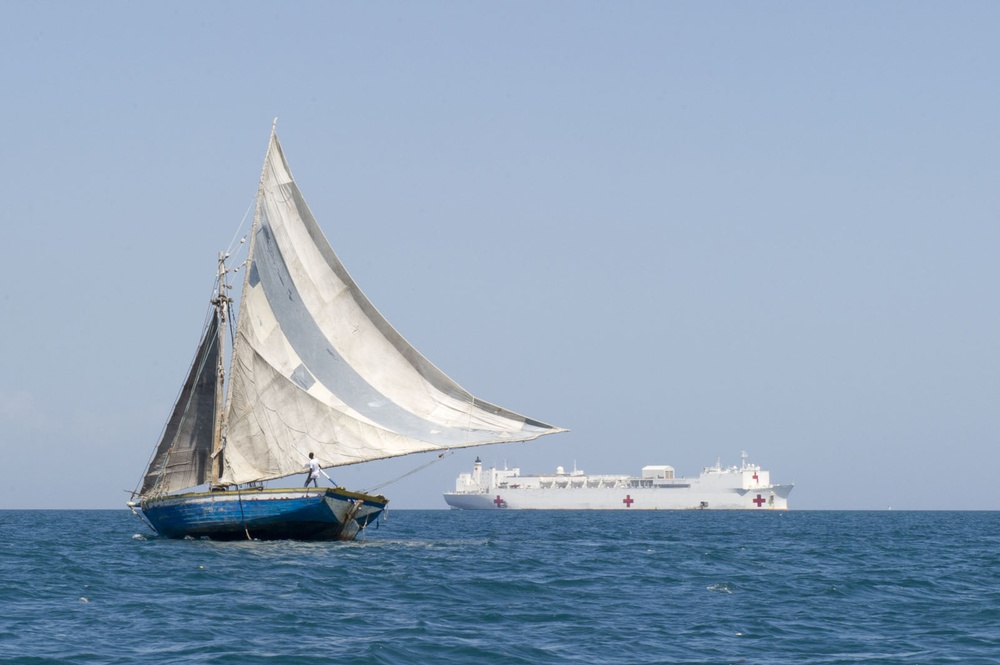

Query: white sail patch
[289,364,315,391]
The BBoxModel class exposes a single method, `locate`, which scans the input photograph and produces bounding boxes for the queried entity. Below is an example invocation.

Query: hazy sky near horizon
[2,3,998,510]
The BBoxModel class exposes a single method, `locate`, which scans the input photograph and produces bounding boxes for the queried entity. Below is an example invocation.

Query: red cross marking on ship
[623,495,634,507]
[753,494,766,507]
[493,495,505,508]
[752,472,758,482]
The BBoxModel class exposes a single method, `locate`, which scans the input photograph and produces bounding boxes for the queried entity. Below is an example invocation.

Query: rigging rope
[226,199,256,258]
[365,451,454,493]
[236,490,252,540]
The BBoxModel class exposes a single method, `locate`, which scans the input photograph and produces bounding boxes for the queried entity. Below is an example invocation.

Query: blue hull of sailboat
[138,487,387,541]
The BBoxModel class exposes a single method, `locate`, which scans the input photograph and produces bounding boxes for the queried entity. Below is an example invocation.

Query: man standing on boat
[304,452,333,488]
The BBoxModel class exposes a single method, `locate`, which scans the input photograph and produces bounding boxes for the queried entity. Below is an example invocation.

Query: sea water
[1,509,998,664]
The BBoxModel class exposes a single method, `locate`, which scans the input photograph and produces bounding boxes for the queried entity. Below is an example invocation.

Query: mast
[209,251,230,486]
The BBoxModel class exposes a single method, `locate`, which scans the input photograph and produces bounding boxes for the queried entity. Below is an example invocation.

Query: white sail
[220,132,564,486]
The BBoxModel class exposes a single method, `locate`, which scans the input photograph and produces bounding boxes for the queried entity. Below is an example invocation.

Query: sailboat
[128,124,565,540]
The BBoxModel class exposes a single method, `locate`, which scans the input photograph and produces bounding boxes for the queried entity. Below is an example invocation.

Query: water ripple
[2,510,1000,664]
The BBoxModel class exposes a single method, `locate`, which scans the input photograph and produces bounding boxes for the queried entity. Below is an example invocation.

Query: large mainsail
[141,315,221,495]
[219,132,564,486]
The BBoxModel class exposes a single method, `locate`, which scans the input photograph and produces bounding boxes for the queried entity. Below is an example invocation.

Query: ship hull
[138,487,387,540]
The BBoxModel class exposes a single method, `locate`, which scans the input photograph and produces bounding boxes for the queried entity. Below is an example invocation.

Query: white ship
[443,452,792,510]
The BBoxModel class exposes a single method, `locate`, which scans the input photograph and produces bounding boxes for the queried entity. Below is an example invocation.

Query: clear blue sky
[2,3,998,510]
